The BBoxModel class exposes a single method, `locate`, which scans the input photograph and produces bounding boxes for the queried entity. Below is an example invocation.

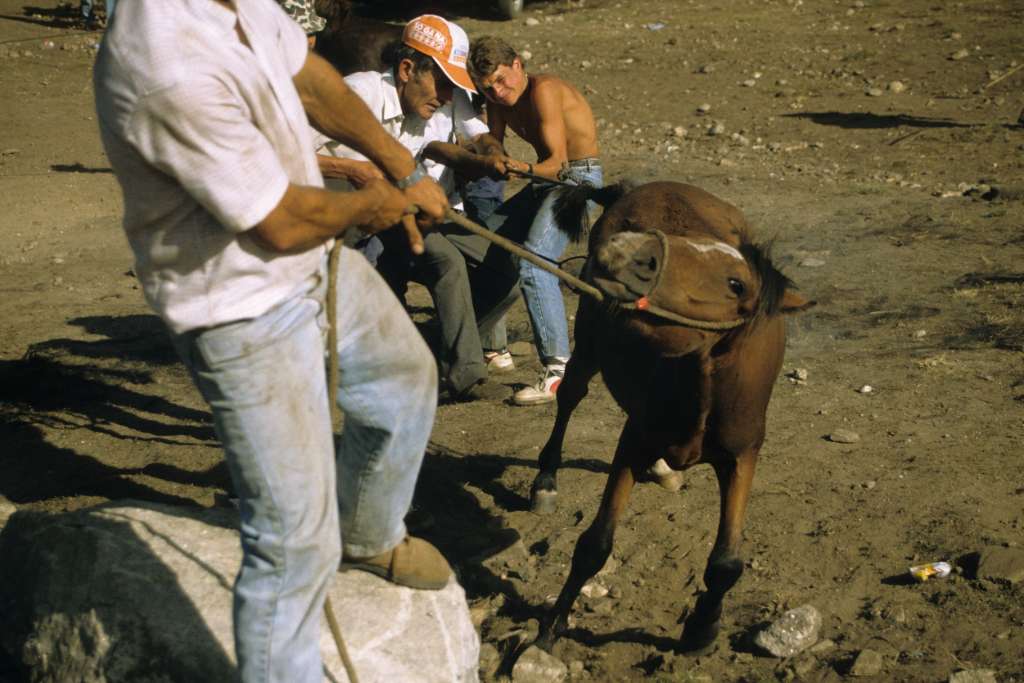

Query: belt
[567,157,601,169]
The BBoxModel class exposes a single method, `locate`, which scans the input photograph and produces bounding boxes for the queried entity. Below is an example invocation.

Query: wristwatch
[394,163,428,189]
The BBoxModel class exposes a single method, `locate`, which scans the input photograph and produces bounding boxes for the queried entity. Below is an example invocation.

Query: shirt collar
[380,70,403,124]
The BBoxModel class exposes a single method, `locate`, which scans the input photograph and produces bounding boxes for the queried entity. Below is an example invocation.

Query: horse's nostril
[647,256,658,271]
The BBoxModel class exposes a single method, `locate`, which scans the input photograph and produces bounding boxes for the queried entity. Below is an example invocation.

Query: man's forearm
[296,54,416,182]
[251,183,385,254]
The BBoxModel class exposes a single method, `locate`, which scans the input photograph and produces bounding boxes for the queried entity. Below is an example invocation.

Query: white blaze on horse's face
[682,238,745,262]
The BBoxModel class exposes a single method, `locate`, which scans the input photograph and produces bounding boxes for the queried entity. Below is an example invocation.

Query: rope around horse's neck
[441,209,745,332]
[325,240,361,683]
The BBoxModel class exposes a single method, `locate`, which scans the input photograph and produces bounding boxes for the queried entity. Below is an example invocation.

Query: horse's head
[588,229,812,356]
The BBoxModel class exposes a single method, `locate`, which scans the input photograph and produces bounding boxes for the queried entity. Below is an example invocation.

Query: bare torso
[501,73,599,162]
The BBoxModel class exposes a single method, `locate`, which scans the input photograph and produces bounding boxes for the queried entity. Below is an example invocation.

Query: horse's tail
[552,181,634,242]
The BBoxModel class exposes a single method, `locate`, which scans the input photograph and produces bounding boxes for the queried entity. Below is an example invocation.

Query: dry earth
[1,0,1023,681]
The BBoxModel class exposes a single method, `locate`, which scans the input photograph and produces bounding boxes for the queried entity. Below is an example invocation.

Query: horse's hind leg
[680,448,758,653]
[530,315,600,515]
[535,422,643,649]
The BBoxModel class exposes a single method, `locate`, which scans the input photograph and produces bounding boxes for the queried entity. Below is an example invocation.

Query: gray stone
[512,645,568,682]
[0,502,479,683]
[477,538,534,582]
[949,670,998,683]
[753,604,822,657]
[828,429,860,444]
[976,545,1024,584]
[850,648,884,677]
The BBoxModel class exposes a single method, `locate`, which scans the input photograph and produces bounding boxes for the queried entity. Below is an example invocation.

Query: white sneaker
[513,364,565,406]
[483,348,515,373]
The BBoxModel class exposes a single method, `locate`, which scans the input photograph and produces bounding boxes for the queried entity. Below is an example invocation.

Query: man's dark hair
[468,36,518,84]
[381,41,435,76]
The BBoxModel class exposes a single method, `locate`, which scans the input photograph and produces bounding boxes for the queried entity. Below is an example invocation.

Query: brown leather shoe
[340,536,452,590]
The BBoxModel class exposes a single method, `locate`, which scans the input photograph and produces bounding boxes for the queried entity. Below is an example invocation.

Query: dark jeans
[378,179,520,393]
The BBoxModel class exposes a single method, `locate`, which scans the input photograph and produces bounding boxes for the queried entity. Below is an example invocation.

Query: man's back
[94,0,324,334]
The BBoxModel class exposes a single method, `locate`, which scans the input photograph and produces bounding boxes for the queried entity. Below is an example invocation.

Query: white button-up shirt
[94,0,325,334]
[316,70,488,207]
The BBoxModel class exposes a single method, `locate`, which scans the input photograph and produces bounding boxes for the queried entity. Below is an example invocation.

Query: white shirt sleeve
[126,78,290,233]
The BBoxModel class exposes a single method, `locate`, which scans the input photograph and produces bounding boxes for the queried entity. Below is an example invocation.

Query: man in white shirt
[326,15,524,401]
[94,1,451,681]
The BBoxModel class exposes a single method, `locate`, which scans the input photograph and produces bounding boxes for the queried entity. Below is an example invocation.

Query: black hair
[381,41,435,75]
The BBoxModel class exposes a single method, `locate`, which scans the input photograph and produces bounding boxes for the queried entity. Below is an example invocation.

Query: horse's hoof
[648,458,685,492]
[531,489,558,515]
[678,620,720,655]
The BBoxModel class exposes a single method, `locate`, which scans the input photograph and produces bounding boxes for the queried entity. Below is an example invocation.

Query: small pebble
[857,384,873,394]
[866,87,884,97]
[950,48,970,60]
[697,103,712,114]
[742,79,757,87]
[912,329,927,338]
[672,125,688,138]
[524,17,540,26]
[708,122,726,136]
[888,80,906,93]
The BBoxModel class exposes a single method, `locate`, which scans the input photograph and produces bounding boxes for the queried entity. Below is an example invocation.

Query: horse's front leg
[680,448,758,653]
[535,422,643,649]
[530,320,600,514]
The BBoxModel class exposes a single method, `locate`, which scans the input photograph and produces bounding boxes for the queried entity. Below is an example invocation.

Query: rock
[513,645,568,682]
[866,87,884,97]
[525,17,540,26]
[950,48,970,60]
[479,642,502,679]
[753,604,822,657]
[579,60,592,69]
[0,502,480,683]
[697,103,712,114]
[828,429,860,444]
[673,125,688,138]
[698,64,715,74]
[888,80,906,93]
[0,495,15,531]
[742,79,757,87]
[850,648,884,676]
[521,50,533,61]
[808,638,836,655]
[708,122,726,136]
[857,385,874,394]
[976,545,1024,584]
[949,670,998,683]
[580,581,608,598]
[800,257,827,267]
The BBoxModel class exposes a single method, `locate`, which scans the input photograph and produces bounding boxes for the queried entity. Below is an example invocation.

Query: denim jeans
[171,247,437,683]
[81,0,115,21]
[490,161,603,365]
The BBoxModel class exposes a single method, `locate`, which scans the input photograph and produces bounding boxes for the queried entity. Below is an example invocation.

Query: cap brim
[432,57,477,94]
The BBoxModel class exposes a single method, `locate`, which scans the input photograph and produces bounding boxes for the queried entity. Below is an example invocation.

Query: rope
[441,209,746,332]
[324,240,360,683]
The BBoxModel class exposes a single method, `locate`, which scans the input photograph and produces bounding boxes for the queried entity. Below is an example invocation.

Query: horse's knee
[704,553,744,596]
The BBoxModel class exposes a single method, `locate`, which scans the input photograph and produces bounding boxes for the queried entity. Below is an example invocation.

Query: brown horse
[314,0,403,74]
[531,180,813,653]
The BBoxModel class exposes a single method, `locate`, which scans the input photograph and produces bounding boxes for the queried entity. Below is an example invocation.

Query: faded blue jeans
[491,160,603,364]
[171,247,437,683]
[81,0,115,23]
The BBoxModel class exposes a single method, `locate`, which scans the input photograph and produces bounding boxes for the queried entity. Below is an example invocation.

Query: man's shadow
[0,313,227,508]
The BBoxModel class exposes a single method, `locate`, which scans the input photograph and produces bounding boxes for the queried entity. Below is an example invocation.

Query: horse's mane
[739,241,794,320]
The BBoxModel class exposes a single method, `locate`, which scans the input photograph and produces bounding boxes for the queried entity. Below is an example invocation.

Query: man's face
[400,61,454,120]
[476,58,525,106]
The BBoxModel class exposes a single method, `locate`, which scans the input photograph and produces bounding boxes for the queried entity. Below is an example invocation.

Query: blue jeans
[491,161,603,364]
[81,0,115,22]
[171,248,437,683]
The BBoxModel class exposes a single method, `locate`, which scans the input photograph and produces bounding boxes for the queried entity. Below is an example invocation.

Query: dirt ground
[1,0,1023,681]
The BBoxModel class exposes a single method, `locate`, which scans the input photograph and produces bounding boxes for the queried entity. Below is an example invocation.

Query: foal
[532,181,813,652]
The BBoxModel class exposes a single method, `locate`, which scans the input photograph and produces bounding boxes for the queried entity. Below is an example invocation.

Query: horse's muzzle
[590,231,666,302]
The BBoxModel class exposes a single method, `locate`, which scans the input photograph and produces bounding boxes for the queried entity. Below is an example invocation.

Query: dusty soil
[2,0,1023,681]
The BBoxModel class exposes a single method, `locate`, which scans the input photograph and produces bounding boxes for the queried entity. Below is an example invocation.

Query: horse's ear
[779,289,815,314]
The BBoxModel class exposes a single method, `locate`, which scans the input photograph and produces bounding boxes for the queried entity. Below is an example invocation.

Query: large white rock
[0,501,479,683]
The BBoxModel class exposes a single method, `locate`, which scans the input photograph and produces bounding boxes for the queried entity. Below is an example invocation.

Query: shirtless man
[468,36,603,405]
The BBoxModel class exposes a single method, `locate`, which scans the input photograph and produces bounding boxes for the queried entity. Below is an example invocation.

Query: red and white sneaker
[483,348,515,373]
[512,364,565,406]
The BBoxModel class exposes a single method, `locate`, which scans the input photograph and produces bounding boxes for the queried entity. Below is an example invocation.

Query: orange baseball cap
[402,15,477,94]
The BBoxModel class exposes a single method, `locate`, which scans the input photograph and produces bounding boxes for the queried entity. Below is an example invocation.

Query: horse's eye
[727,278,746,297]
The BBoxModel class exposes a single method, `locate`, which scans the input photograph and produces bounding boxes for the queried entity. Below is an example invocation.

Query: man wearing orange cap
[323,15,526,401]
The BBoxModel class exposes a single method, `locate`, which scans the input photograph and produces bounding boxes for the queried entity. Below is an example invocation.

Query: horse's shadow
[784,111,977,130]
